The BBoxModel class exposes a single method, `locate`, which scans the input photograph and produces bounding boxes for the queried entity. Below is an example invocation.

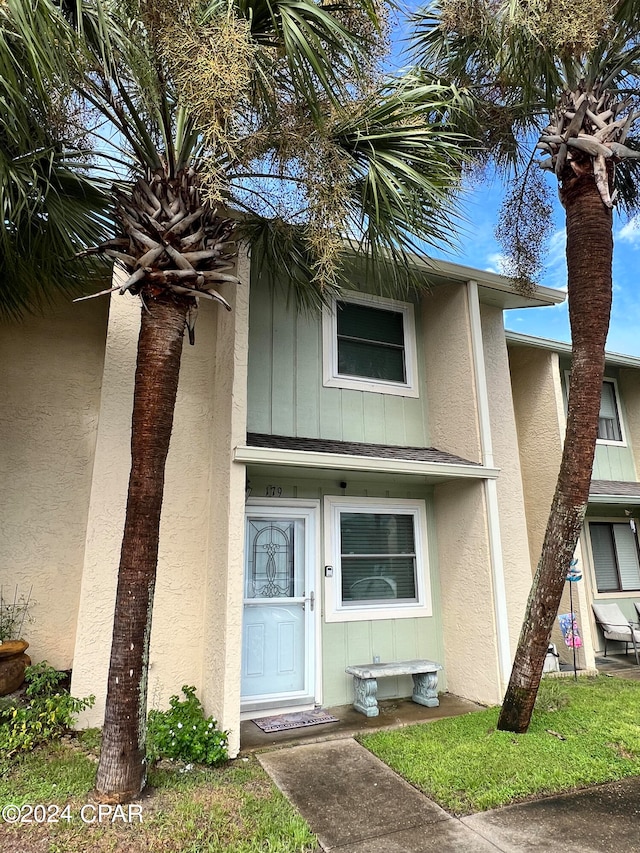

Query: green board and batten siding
[559,359,637,482]
[246,475,445,708]
[247,271,429,446]
[593,442,636,482]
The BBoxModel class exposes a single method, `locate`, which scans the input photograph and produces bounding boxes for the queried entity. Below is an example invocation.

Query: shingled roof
[246,433,480,468]
[590,480,640,498]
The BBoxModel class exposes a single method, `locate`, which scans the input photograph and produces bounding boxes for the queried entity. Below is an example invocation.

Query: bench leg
[352,676,379,717]
[412,672,439,707]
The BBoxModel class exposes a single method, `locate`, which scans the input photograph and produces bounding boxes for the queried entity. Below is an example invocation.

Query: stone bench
[345,659,443,717]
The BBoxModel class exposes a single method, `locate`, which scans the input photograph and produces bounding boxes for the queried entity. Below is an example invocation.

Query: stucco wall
[481,306,533,651]
[0,298,108,669]
[508,346,564,569]
[508,344,596,668]
[421,284,481,463]
[71,263,249,753]
[433,479,501,704]
[200,251,250,758]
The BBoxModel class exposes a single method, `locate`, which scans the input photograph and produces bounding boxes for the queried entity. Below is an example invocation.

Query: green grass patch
[360,676,640,815]
[0,737,317,852]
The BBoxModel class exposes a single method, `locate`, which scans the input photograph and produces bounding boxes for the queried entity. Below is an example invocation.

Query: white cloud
[617,215,640,244]
[485,252,507,274]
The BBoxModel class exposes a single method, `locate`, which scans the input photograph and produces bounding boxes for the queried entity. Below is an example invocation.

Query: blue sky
[388,6,640,358]
[429,180,640,358]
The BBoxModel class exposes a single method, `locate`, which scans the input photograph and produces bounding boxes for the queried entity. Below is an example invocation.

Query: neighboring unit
[508,331,640,671]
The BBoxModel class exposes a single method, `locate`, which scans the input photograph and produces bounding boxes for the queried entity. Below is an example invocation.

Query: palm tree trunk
[498,169,613,732]
[95,294,188,801]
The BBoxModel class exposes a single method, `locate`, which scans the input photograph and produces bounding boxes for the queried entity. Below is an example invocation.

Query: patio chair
[635,602,640,623]
[592,603,640,665]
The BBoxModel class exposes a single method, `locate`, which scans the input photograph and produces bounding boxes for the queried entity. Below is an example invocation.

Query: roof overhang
[234,444,499,483]
[341,250,567,310]
[506,331,640,369]
[589,480,640,506]
[408,258,567,310]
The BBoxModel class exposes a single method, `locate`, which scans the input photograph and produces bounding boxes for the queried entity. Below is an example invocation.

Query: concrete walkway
[259,738,640,852]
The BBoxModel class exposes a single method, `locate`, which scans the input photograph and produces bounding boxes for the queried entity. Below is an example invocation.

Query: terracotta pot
[0,639,31,695]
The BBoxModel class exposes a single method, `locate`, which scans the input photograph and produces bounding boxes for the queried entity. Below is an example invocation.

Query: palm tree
[0,1,110,319]
[5,0,469,800]
[412,0,640,732]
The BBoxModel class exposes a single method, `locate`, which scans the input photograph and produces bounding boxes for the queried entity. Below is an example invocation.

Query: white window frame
[323,496,431,622]
[564,372,627,446]
[585,517,640,596]
[322,290,419,397]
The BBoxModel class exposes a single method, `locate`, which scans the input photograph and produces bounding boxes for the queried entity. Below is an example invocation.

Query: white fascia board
[234,445,499,480]
[403,257,566,306]
[506,330,640,369]
[589,493,640,505]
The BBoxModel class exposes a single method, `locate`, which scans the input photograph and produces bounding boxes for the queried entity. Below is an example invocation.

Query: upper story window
[324,496,431,622]
[322,291,419,397]
[598,379,624,443]
[589,521,640,593]
[564,373,626,445]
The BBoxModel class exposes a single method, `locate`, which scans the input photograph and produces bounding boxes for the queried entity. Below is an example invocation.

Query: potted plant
[0,586,33,695]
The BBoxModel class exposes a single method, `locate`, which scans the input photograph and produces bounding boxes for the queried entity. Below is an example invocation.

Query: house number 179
[265,485,282,497]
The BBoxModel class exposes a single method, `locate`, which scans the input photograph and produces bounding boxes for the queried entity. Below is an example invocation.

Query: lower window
[589,521,640,592]
[324,497,431,621]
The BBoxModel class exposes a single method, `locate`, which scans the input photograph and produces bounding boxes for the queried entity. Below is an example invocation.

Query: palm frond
[239,215,339,311]
[329,72,471,292]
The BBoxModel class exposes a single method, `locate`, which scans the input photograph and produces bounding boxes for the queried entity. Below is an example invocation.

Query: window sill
[594,590,640,598]
[324,602,431,623]
[322,373,419,398]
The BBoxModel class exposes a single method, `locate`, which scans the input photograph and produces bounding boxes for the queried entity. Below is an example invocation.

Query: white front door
[241,503,317,710]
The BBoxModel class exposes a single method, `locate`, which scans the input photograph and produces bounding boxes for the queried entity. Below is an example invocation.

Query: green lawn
[360,676,640,815]
[0,733,317,853]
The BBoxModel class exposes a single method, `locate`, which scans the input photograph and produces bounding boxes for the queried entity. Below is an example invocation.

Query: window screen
[340,512,417,604]
[590,522,640,592]
[598,381,622,441]
[336,301,406,383]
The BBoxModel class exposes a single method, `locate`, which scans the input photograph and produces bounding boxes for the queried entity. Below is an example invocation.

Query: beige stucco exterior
[508,345,565,567]
[421,283,481,464]
[433,479,500,703]
[71,257,250,757]
[507,341,597,669]
[200,250,250,757]
[0,297,108,670]
[421,284,535,704]
[481,306,533,654]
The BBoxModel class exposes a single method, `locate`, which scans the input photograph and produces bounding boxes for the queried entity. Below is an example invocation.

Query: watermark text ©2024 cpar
[2,803,143,825]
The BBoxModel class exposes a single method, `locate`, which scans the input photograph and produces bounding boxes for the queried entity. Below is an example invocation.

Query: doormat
[252,709,339,733]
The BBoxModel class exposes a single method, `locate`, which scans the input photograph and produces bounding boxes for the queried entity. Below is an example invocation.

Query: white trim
[467,280,511,689]
[589,493,640,505]
[598,377,627,446]
[563,371,627,447]
[507,330,640,369]
[241,499,321,710]
[323,495,432,623]
[322,290,420,397]
[235,444,499,480]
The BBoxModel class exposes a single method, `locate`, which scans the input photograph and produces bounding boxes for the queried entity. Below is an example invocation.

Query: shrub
[0,662,94,757]
[146,685,228,766]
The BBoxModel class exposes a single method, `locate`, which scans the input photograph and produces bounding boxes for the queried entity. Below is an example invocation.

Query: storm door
[241,504,317,709]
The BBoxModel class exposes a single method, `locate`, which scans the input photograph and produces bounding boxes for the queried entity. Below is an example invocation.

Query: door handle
[303,591,315,611]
